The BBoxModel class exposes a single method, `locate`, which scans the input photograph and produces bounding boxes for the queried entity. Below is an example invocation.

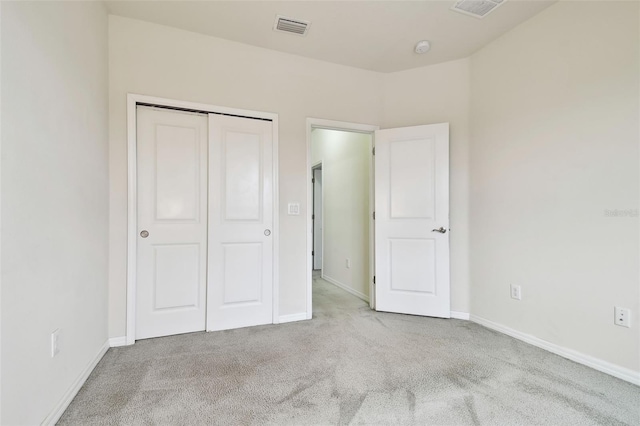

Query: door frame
[305,118,378,319]
[311,163,323,271]
[126,93,280,345]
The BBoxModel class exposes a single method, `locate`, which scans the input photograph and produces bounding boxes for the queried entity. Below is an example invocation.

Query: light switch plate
[288,203,300,215]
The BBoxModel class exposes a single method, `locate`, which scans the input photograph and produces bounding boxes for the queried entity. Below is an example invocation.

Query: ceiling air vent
[273,15,311,36]
[451,0,506,19]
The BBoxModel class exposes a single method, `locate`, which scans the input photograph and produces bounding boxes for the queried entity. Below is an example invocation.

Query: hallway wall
[311,129,372,301]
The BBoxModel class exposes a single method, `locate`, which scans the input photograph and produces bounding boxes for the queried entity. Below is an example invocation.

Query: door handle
[140,230,149,238]
[264,229,271,236]
[431,227,447,234]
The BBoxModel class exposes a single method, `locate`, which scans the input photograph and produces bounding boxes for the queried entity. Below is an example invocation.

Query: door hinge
[372,211,376,220]
[312,214,315,220]
[312,178,315,184]
[372,147,375,155]
[373,276,376,284]
[312,250,314,256]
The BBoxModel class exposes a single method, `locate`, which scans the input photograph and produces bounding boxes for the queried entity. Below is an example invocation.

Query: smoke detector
[273,15,311,36]
[451,0,507,19]
[415,40,431,54]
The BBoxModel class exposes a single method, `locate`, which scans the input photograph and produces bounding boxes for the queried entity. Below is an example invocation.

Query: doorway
[127,94,280,344]
[306,118,452,321]
[306,119,378,318]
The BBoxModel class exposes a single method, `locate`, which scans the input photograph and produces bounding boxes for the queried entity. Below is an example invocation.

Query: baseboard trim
[450,311,470,320]
[470,314,640,386]
[278,313,309,324]
[42,340,109,425]
[322,274,370,303]
[109,336,128,347]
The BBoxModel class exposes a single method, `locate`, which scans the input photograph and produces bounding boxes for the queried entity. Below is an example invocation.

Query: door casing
[126,93,279,345]
[305,118,378,318]
[312,163,323,271]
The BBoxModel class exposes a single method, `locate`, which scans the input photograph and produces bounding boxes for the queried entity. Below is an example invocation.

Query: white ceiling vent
[273,15,311,36]
[451,0,506,19]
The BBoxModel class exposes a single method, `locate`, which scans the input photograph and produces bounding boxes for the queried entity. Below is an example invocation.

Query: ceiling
[106,1,555,73]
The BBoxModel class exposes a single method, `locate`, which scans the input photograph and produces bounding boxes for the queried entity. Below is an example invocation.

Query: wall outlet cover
[614,306,631,328]
[510,284,522,300]
[51,329,60,357]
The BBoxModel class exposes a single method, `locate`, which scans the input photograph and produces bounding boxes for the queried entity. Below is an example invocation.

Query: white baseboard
[278,313,309,324]
[322,274,370,303]
[470,314,640,386]
[42,340,109,425]
[450,311,470,320]
[109,336,128,347]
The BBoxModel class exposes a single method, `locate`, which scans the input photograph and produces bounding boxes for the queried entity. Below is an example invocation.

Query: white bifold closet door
[136,106,274,340]
[136,106,208,340]
[207,114,274,332]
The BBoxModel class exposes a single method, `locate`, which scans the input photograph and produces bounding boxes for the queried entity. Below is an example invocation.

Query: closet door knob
[140,230,149,238]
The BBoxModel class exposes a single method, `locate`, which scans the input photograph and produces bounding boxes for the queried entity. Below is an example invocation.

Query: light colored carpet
[59,277,640,425]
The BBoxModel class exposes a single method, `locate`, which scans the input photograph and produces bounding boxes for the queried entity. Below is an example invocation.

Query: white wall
[108,16,383,336]
[1,2,109,424]
[469,1,639,373]
[311,129,371,301]
[382,59,471,314]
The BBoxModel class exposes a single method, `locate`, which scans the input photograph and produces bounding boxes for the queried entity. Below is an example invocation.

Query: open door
[374,123,450,318]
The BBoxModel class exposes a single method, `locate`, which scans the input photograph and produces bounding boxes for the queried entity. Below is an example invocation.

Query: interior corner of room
[1,0,639,424]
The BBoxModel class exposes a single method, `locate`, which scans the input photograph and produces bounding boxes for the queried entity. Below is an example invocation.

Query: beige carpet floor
[59,276,640,425]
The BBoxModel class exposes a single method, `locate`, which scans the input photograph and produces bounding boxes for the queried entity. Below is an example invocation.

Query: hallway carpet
[59,278,639,425]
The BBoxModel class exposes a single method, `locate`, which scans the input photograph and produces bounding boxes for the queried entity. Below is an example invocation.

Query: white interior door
[136,106,208,339]
[313,168,323,270]
[374,123,450,318]
[208,114,274,331]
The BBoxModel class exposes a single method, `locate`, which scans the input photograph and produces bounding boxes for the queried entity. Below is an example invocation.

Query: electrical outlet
[346,258,351,269]
[510,284,522,300]
[614,307,631,328]
[51,329,60,357]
